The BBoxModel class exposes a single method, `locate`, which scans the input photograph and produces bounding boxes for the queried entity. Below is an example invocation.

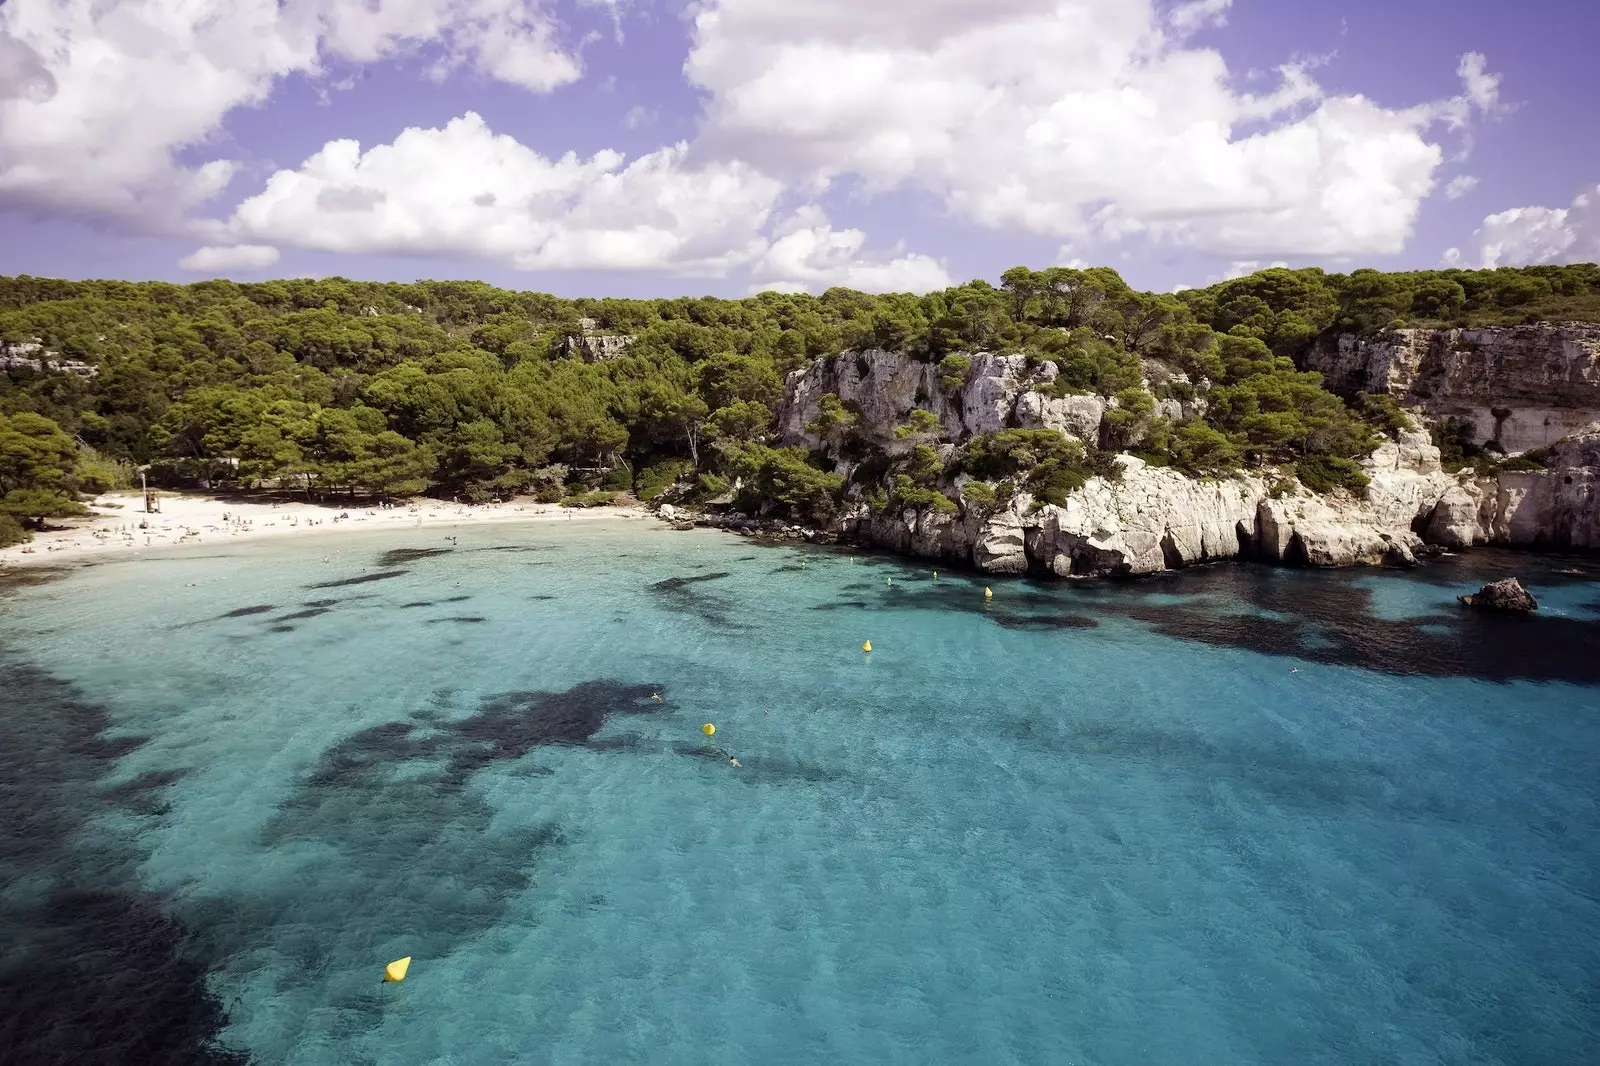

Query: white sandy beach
[0,492,657,569]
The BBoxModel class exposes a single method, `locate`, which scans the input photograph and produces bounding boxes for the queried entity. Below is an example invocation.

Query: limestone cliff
[1422,425,1600,551]
[1299,323,1600,553]
[1304,324,1600,454]
[775,349,1465,576]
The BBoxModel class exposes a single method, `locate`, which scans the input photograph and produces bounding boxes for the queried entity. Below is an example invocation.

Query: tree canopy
[1,261,1594,536]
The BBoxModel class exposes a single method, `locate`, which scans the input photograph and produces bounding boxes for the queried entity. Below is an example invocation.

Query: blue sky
[0,0,1596,296]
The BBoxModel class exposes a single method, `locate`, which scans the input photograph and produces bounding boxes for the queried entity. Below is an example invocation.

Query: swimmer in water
[729,757,741,768]
[651,692,662,701]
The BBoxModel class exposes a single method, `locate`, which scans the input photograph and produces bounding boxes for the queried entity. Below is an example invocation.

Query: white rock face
[1014,392,1107,443]
[1480,426,1600,549]
[779,349,1093,449]
[1305,324,1600,454]
[973,510,1029,573]
[780,345,1597,576]
[1424,485,1484,549]
[560,331,636,362]
[1017,456,1261,575]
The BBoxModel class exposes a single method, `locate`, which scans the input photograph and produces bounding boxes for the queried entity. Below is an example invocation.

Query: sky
[0,0,1596,298]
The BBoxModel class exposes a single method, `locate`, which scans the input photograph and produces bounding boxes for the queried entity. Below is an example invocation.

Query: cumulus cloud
[216,112,786,275]
[177,244,281,272]
[1444,175,1479,200]
[684,0,1502,259]
[1444,183,1600,268]
[750,206,953,294]
[0,0,586,228]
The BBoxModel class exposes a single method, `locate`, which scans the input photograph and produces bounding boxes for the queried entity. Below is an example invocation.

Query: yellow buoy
[984,586,993,599]
[701,722,716,736]
[862,640,872,653]
[383,956,411,983]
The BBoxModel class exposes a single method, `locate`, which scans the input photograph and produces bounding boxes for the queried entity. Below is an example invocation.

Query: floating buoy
[701,722,716,736]
[984,587,993,599]
[886,577,892,585]
[862,640,872,653]
[932,570,938,579]
[383,957,411,983]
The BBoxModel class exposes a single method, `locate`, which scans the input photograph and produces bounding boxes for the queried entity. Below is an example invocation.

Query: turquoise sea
[2,522,1597,1065]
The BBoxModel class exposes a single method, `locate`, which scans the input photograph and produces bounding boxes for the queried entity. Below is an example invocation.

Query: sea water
[1,523,1597,1065]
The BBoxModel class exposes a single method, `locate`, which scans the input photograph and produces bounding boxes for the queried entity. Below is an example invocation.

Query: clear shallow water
[2,526,1597,1065]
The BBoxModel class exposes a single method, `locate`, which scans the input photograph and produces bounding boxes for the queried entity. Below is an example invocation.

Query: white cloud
[178,244,281,272]
[0,1,585,228]
[1456,52,1501,114]
[1205,259,1288,285]
[749,205,953,293]
[684,0,1502,259]
[219,112,785,276]
[622,105,657,130]
[1444,175,1479,200]
[1169,0,1232,35]
[1446,183,1600,268]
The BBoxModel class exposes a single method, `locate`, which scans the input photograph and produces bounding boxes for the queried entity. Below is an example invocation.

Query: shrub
[0,513,28,548]
[636,459,690,501]
[722,444,844,525]
[693,473,731,500]
[532,482,564,503]
[1294,454,1370,496]
[888,474,958,514]
[961,480,997,507]
[1354,392,1413,438]
[962,428,1096,504]
[561,490,617,508]
[1165,421,1241,477]
[73,452,136,494]
[1,489,88,527]
[937,354,971,392]
[894,408,942,441]
[600,462,633,491]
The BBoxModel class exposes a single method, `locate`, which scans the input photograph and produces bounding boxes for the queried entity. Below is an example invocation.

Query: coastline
[0,492,660,571]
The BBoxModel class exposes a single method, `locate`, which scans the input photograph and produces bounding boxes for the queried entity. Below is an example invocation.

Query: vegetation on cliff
[0,263,1595,537]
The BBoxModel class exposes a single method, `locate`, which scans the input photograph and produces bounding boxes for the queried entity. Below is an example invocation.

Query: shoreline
[0,492,661,571]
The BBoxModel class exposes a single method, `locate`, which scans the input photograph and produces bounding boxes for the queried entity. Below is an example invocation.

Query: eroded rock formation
[1304,324,1600,454]
[776,349,1483,576]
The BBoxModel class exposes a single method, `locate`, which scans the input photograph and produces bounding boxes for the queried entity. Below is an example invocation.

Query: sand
[0,492,657,570]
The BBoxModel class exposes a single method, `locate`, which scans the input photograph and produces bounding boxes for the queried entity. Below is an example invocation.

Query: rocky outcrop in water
[1304,324,1600,454]
[1457,577,1539,613]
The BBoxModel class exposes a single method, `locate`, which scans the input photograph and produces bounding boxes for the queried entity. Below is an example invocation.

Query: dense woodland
[3,262,1598,546]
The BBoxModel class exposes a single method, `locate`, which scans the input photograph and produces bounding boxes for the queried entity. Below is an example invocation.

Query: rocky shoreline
[663,324,1600,580]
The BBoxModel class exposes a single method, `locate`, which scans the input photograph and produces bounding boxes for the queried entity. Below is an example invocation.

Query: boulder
[1014,391,1106,443]
[1457,577,1539,613]
[973,510,1029,573]
[1423,484,1483,549]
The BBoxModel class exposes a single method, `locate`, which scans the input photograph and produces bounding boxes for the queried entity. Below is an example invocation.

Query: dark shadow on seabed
[0,650,249,1065]
[793,543,1600,685]
[0,661,669,1064]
